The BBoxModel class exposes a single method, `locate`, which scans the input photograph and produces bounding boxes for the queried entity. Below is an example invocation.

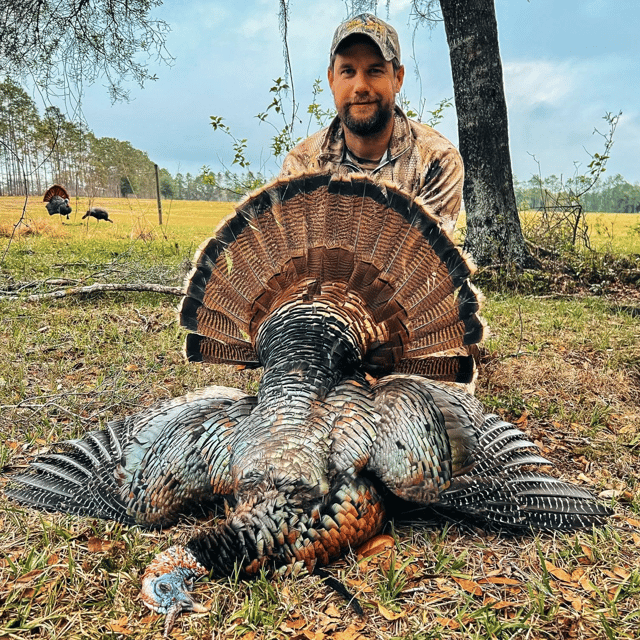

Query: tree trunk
[439,0,535,268]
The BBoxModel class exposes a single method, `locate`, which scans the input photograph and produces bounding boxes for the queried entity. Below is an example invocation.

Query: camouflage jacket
[280,106,463,234]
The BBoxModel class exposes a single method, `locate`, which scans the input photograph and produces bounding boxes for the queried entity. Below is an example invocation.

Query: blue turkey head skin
[140,545,209,623]
[142,569,198,614]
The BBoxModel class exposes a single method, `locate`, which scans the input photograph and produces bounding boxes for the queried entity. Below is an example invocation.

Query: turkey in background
[83,207,113,223]
[43,184,72,219]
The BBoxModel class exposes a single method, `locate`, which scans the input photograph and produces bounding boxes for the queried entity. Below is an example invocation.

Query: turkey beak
[190,600,210,613]
[174,590,209,614]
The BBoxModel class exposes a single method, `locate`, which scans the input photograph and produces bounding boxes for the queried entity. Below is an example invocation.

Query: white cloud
[504,60,576,108]
[503,55,636,181]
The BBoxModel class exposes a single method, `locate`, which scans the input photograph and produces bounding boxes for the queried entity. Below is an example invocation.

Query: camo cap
[330,13,401,63]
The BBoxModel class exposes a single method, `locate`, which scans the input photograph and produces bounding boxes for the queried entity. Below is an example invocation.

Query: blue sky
[81,0,640,185]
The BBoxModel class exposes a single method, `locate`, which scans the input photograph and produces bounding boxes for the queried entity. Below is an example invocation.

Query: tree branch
[0,282,183,301]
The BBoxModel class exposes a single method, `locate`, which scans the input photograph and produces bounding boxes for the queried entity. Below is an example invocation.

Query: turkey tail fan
[43,184,70,202]
[436,415,613,531]
[179,173,485,383]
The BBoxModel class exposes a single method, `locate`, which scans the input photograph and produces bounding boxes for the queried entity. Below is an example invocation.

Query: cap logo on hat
[345,16,386,38]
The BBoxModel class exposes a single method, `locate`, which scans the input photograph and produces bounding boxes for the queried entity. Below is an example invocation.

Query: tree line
[3,76,637,212]
[0,78,257,203]
[514,174,640,214]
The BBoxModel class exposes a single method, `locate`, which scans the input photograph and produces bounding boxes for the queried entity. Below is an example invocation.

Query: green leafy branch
[524,111,622,251]
[255,77,302,159]
[306,78,336,134]
[209,116,250,169]
[399,95,453,128]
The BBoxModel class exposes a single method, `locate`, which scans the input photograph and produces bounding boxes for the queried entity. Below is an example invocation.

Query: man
[280,13,464,234]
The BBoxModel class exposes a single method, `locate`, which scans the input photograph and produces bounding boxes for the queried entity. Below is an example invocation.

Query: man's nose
[353,71,370,93]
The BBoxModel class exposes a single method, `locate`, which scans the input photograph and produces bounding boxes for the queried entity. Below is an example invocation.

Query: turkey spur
[4,174,610,634]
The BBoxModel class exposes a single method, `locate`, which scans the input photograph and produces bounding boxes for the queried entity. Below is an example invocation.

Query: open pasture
[0,195,236,237]
[1,196,638,260]
[0,197,234,284]
[0,194,638,639]
[455,209,640,255]
[0,195,236,236]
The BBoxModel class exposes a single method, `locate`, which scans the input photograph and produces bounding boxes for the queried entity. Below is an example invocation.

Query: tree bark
[439,0,535,268]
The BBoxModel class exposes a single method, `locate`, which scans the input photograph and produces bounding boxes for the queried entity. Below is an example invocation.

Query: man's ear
[327,66,335,92]
[394,65,405,94]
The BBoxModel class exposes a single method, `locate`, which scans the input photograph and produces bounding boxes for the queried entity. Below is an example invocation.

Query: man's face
[328,41,404,137]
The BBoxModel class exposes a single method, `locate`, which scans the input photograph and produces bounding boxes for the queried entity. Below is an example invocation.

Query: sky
[78,0,640,185]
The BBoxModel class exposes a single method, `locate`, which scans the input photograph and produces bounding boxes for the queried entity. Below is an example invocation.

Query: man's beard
[341,101,393,137]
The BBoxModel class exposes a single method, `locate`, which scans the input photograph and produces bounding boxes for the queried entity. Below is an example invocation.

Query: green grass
[455,209,640,255]
[0,195,236,286]
[0,195,639,639]
[581,212,640,254]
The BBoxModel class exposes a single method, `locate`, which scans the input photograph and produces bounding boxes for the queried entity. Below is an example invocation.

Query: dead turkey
[43,184,72,218]
[82,206,113,223]
[4,173,610,636]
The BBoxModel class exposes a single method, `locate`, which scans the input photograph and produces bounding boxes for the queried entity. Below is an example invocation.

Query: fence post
[154,163,163,225]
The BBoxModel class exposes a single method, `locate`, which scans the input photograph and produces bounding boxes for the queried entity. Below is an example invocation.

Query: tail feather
[410,277,477,321]
[184,334,260,366]
[43,184,69,202]
[245,180,296,270]
[393,353,476,383]
[179,173,485,383]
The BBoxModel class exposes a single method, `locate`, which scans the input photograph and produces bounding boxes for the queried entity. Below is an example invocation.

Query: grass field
[1,195,639,261]
[0,195,639,639]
